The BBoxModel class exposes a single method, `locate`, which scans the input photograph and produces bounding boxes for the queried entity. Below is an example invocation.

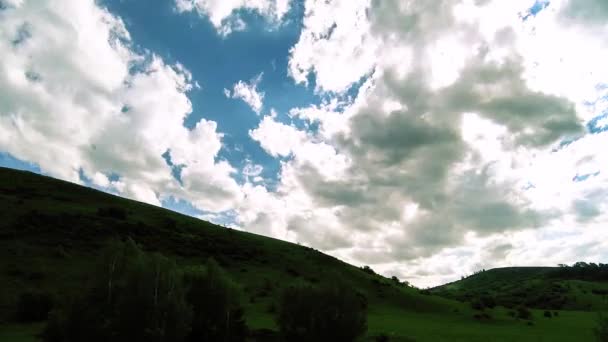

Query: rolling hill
[0,167,601,341]
[431,266,608,311]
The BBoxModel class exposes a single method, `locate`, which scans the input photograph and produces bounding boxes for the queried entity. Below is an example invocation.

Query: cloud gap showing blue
[0,152,41,173]
[521,0,550,21]
[101,0,321,194]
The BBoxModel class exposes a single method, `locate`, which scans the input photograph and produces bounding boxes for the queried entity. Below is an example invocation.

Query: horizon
[1,0,607,288]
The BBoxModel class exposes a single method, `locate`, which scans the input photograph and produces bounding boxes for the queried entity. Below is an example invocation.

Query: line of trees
[555,262,608,281]
[38,239,367,342]
[43,239,246,342]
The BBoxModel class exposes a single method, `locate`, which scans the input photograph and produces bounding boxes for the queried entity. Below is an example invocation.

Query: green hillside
[0,167,601,341]
[432,266,608,311]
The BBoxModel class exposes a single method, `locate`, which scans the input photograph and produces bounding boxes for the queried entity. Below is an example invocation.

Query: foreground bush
[43,239,246,342]
[277,284,367,342]
[516,306,532,320]
[15,291,54,322]
[596,313,608,342]
[45,239,191,342]
[184,258,247,342]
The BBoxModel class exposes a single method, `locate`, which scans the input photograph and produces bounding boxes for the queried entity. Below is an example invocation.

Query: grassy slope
[432,267,608,312]
[0,167,598,341]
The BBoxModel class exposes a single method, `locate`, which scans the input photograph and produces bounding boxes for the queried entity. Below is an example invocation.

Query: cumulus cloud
[288,0,377,93]
[242,0,608,286]
[0,0,241,212]
[3,0,608,288]
[175,0,291,36]
[249,115,305,157]
[225,73,265,114]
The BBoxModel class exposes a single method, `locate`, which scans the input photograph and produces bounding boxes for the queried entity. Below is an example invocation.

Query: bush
[596,313,608,342]
[375,333,390,342]
[362,265,376,275]
[96,207,127,220]
[471,299,484,311]
[183,258,247,342]
[15,291,54,322]
[248,328,280,342]
[516,306,532,320]
[277,284,367,342]
[473,312,492,320]
[480,296,496,309]
[593,289,608,296]
[544,310,552,318]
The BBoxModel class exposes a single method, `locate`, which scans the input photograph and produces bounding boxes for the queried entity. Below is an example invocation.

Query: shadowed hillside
[0,167,600,341]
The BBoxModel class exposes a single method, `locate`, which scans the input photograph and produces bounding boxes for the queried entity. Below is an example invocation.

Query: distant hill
[431,265,608,311]
[0,167,601,341]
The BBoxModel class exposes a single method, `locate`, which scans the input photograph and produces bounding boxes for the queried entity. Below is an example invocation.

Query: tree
[595,313,608,342]
[516,306,532,320]
[184,258,247,342]
[15,291,54,322]
[111,251,191,342]
[277,284,367,342]
[362,266,376,275]
[44,239,192,342]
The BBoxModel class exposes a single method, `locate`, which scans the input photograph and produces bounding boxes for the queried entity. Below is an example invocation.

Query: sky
[1,0,608,288]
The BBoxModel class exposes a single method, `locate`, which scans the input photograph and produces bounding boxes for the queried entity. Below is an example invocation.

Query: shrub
[596,313,608,342]
[277,284,367,342]
[163,217,177,230]
[248,328,280,342]
[362,265,376,275]
[375,333,390,342]
[473,312,492,320]
[516,306,532,320]
[183,258,247,342]
[15,291,54,322]
[480,296,496,309]
[471,299,484,311]
[96,207,127,220]
[544,310,552,318]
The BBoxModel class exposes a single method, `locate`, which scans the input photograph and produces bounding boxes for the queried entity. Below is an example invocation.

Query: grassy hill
[431,266,608,312]
[0,167,601,341]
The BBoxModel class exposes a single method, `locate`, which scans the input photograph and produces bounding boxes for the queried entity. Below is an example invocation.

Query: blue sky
[1,0,608,287]
[102,0,312,188]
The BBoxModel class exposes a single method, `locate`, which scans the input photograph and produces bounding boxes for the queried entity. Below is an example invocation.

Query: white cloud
[175,0,291,36]
[4,0,608,289]
[249,115,306,157]
[0,0,241,212]
[226,73,265,114]
[288,0,378,93]
[242,161,263,177]
[244,0,608,287]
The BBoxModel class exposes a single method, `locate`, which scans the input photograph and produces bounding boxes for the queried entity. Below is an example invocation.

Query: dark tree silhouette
[277,284,367,342]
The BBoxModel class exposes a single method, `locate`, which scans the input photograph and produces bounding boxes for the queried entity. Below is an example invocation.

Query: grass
[0,324,43,342]
[0,167,601,341]
[367,306,596,341]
